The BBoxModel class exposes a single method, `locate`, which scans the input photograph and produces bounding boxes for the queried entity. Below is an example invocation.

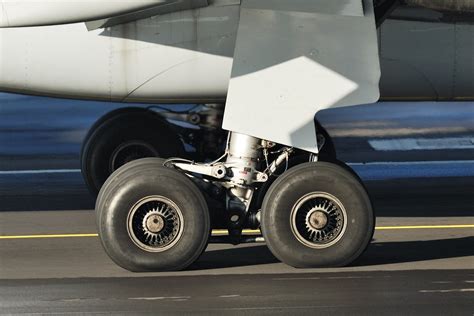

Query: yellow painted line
[375,224,474,230]
[212,229,261,235]
[0,233,98,240]
[0,230,260,240]
[0,225,472,240]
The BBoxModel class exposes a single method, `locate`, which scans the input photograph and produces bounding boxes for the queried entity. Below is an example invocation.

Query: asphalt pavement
[0,92,473,314]
[1,269,473,315]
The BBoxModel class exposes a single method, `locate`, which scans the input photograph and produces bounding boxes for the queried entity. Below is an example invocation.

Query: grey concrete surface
[0,211,473,314]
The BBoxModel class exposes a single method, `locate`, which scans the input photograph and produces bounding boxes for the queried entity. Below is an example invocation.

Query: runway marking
[129,296,190,300]
[375,225,474,230]
[419,288,474,293]
[212,229,260,235]
[327,276,374,280]
[0,225,472,240]
[0,233,98,239]
[0,169,81,175]
[210,305,339,312]
[273,277,321,280]
[273,276,374,281]
[129,297,166,301]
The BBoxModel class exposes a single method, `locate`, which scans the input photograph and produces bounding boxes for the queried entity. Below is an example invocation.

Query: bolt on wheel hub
[144,213,165,233]
[307,210,328,230]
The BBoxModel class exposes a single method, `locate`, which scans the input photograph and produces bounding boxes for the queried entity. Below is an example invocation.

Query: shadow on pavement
[191,237,474,270]
[191,245,278,270]
[356,236,474,266]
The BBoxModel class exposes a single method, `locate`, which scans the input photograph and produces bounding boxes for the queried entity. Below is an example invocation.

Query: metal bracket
[174,162,227,179]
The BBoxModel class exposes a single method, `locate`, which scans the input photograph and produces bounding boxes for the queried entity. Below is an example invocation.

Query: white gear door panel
[223,0,381,153]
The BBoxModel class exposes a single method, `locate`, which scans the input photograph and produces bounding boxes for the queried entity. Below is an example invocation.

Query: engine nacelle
[405,0,474,13]
[0,0,166,27]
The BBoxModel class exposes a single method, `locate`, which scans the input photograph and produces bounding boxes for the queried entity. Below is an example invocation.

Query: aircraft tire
[95,158,166,231]
[261,162,374,268]
[81,108,183,196]
[96,158,210,272]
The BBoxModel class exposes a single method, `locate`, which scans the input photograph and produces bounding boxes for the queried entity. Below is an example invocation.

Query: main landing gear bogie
[96,132,375,271]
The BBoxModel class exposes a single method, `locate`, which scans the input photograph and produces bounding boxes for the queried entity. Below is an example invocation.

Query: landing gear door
[223,0,381,153]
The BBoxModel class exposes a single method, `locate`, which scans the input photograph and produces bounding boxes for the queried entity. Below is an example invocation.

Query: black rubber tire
[96,158,210,272]
[261,162,374,268]
[81,108,183,196]
[95,158,166,231]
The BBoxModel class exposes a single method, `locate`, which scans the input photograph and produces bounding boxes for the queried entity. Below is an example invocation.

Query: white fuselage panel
[1,3,472,103]
[0,4,239,102]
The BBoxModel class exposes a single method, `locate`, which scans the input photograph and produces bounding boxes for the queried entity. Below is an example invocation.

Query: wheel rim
[109,141,159,173]
[127,196,184,252]
[290,192,347,249]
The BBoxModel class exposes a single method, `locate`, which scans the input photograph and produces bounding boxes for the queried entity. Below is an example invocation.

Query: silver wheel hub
[127,196,184,252]
[290,192,347,249]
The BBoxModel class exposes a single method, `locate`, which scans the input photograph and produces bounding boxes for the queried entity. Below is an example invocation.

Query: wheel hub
[290,192,347,249]
[127,196,184,252]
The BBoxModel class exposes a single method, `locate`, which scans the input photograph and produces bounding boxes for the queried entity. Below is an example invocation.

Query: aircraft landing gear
[96,131,374,271]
